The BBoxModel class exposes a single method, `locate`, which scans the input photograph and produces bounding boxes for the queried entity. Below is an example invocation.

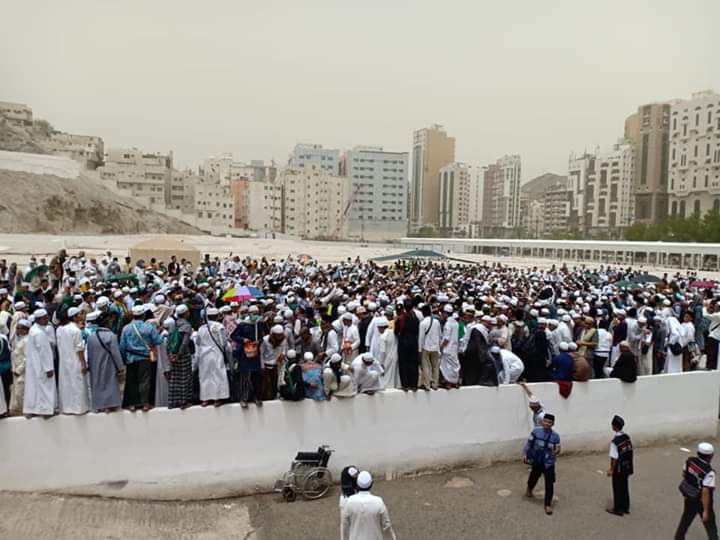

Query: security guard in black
[606,415,633,516]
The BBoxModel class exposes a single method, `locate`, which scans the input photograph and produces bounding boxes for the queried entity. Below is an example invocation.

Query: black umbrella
[632,274,661,284]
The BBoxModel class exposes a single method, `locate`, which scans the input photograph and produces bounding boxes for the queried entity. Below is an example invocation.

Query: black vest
[613,433,634,475]
[685,456,713,491]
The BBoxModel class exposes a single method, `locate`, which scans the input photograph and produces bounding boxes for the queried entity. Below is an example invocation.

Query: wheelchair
[273,445,334,502]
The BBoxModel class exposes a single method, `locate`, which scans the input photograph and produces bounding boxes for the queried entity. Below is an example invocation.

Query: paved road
[1,439,716,539]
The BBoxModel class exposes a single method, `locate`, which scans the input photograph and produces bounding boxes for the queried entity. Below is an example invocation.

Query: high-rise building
[567,152,593,233]
[344,145,408,241]
[274,166,350,239]
[583,141,636,236]
[410,124,455,231]
[519,173,568,237]
[624,102,671,224]
[438,162,470,233]
[668,90,720,218]
[481,155,521,236]
[289,143,340,174]
[467,165,485,237]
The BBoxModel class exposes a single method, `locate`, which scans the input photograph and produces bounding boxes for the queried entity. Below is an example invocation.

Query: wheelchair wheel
[302,468,332,500]
[282,486,297,502]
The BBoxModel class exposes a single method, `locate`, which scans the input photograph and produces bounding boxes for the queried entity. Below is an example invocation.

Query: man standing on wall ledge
[524,413,561,515]
[675,442,717,539]
[606,415,633,516]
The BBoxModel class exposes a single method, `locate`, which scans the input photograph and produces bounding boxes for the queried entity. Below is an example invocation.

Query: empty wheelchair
[273,445,334,502]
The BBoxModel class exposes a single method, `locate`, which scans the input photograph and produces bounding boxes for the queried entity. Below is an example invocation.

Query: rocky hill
[0,169,202,235]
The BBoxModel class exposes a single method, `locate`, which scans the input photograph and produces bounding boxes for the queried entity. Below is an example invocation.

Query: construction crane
[331,183,362,240]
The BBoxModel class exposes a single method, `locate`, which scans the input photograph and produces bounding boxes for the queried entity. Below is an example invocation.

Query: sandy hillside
[0,169,202,235]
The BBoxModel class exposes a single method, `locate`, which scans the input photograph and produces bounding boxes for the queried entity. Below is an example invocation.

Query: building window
[671,201,678,215]
[694,200,701,217]
[679,200,686,218]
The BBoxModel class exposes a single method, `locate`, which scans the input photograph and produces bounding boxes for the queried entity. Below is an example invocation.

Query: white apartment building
[203,154,276,186]
[274,167,350,239]
[668,90,720,218]
[98,148,173,206]
[193,180,235,232]
[467,165,485,231]
[0,101,33,126]
[344,145,408,241]
[438,162,470,232]
[289,143,340,174]
[247,180,278,233]
[567,152,593,232]
[583,141,635,235]
[168,169,198,211]
[496,155,521,229]
[44,131,104,169]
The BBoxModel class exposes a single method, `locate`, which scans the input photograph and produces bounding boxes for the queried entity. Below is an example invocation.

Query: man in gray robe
[86,312,125,412]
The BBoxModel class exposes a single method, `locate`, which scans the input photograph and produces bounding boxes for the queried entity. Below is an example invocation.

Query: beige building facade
[410,125,455,231]
[98,148,173,206]
[438,162,470,233]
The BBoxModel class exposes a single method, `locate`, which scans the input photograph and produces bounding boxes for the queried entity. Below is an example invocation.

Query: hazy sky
[2,0,719,180]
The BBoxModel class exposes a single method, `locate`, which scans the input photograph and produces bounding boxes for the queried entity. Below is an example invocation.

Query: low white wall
[0,149,81,179]
[0,372,717,500]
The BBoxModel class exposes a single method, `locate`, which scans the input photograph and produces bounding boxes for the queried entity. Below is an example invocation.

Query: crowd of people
[0,249,717,418]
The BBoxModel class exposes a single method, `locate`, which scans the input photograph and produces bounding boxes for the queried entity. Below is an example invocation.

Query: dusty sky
[2,0,718,180]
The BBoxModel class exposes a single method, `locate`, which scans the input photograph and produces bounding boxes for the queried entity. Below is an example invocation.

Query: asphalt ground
[1,438,717,540]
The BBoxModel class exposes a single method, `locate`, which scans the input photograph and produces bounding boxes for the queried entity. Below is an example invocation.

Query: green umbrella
[106,272,140,285]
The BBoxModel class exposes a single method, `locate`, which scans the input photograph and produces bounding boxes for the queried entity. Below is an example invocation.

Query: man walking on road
[524,413,561,515]
[675,442,718,539]
[606,415,633,516]
[341,471,397,540]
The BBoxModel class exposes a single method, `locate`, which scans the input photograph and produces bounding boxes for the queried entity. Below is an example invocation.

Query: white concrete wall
[0,149,81,179]
[0,372,717,500]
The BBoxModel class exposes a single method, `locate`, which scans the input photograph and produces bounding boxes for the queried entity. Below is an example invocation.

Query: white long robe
[23,324,57,415]
[351,356,384,393]
[9,335,28,414]
[378,329,400,389]
[439,318,460,384]
[0,373,6,416]
[196,321,230,400]
[57,322,89,414]
[665,316,683,374]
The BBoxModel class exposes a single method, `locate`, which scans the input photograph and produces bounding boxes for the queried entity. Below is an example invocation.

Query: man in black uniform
[606,415,633,516]
[675,442,717,539]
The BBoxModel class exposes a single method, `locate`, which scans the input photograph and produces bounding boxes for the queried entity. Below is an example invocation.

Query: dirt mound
[0,169,202,235]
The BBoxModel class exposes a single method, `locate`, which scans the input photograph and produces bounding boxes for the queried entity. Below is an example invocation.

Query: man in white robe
[23,310,57,417]
[9,318,30,415]
[377,317,400,389]
[340,313,361,364]
[439,305,460,387]
[341,471,396,540]
[195,307,230,405]
[351,353,384,394]
[57,307,89,414]
[665,314,684,374]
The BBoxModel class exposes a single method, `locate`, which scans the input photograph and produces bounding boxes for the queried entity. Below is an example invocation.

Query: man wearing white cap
[341,471,396,540]
[56,307,89,414]
[675,442,717,538]
[23,309,57,417]
[119,304,162,412]
[195,307,230,406]
[351,353,384,394]
[665,311,684,374]
[340,312,361,364]
[8,318,31,415]
[439,304,460,388]
[259,324,287,401]
[377,316,400,389]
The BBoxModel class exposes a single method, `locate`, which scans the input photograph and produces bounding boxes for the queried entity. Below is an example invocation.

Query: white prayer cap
[638,317,647,324]
[163,318,175,329]
[329,353,342,363]
[17,319,32,329]
[273,315,283,324]
[303,352,314,362]
[153,294,166,304]
[561,314,571,322]
[663,299,671,306]
[698,442,715,455]
[131,305,145,316]
[113,291,124,299]
[376,317,389,327]
[86,310,101,322]
[287,349,297,359]
[559,342,569,351]
[248,305,259,314]
[362,352,374,363]
[513,320,525,327]
[342,312,353,321]
[96,296,110,308]
[14,301,26,310]
[481,315,492,323]
[538,317,548,325]
[356,471,373,490]
[271,324,284,335]
[568,342,578,351]
[206,307,219,316]
[33,308,48,318]
[67,307,81,318]
[337,305,347,315]
[129,287,138,294]
[368,302,377,311]
[619,340,630,348]
[284,309,294,319]
[529,309,539,318]
[219,305,231,314]
[498,314,508,322]
[490,345,501,354]
[175,304,189,316]
[0,288,7,295]
[443,304,454,314]
[547,319,559,327]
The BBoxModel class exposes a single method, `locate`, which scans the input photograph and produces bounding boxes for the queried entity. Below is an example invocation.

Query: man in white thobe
[351,353,384,394]
[664,314,683,374]
[57,307,89,414]
[377,318,400,389]
[195,307,230,405]
[340,313,361,364]
[341,471,396,540]
[439,305,460,387]
[23,310,57,417]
